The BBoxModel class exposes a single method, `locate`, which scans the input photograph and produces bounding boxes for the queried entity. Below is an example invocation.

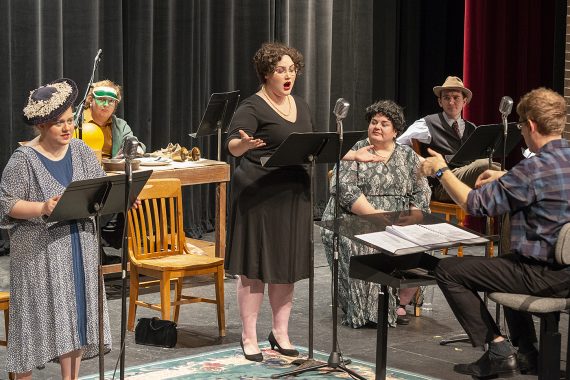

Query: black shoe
[454,351,519,378]
[396,305,410,325]
[517,349,538,375]
[396,315,410,325]
[268,331,299,357]
[240,339,263,362]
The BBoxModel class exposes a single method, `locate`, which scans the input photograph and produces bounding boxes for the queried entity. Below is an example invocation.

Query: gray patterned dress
[0,139,111,373]
[321,140,431,328]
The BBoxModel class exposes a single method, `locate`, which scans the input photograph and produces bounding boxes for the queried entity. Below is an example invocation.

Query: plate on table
[139,157,172,166]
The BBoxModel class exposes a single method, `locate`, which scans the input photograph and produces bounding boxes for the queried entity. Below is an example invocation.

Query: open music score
[355,222,488,255]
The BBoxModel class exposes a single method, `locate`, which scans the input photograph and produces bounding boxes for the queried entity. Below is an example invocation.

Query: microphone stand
[119,138,137,379]
[74,49,102,140]
[501,114,508,172]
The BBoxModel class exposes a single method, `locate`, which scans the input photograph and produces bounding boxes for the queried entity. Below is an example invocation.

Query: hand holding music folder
[45,170,152,223]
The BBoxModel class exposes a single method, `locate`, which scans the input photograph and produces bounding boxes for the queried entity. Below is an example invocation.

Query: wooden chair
[429,201,468,257]
[0,291,8,347]
[127,178,225,336]
[0,292,14,380]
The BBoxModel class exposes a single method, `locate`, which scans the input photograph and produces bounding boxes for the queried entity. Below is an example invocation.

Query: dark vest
[419,113,476,168]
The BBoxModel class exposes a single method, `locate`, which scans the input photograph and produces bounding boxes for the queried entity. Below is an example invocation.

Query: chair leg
[160,272,172,321]
[538,313,561,380]
[214,266,226,337]
[3,308,8,344]
[128,268,139,331]
[414,288,422,317]
[173,278,183,323]
[566,314,570,380]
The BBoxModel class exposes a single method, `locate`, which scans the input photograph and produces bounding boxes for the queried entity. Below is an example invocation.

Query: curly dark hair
[252,42,304,84]
[365,100,406,134]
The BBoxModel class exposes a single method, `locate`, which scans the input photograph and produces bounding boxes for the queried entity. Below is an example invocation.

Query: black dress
[225,94,313,283]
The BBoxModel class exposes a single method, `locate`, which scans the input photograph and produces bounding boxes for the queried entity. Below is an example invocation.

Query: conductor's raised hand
[239,130,266,151]
[475,170,505,188]
[419,148,447,177]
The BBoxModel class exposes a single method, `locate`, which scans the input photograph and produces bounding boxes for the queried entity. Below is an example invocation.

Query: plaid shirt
[467,139,570,264]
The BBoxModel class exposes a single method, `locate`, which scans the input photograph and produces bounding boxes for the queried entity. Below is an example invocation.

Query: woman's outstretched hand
[238,130,266,151]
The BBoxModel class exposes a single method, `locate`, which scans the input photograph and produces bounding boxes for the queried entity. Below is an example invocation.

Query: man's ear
[528,120,537,134]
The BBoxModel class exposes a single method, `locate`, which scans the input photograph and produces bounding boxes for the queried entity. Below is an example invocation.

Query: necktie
[452,121,461,139]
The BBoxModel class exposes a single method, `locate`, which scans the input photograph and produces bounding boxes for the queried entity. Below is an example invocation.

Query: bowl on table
[102,158,140,172]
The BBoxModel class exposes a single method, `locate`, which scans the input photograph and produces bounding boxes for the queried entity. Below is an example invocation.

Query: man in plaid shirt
[420,87,570,378]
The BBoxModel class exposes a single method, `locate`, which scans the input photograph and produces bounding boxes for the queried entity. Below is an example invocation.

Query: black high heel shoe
[240,339,263,362]
[268,331,299,357]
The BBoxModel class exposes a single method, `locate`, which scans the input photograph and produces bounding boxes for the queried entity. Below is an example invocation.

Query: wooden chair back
[128,178,185,263]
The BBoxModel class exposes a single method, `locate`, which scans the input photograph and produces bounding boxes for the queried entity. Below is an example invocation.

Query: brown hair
[516,87,566,135]
[252,42,304,84]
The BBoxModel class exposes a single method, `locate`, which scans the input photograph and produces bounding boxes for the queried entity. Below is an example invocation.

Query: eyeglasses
[516,120,528,130]
[274,65,297,76]
[94,98,118,107]
[52,117,75,128]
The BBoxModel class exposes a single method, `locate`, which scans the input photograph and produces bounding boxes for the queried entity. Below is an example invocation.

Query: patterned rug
[80,342,439,379]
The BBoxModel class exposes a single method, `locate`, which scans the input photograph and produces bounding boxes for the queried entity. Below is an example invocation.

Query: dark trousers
[435,254,570,347]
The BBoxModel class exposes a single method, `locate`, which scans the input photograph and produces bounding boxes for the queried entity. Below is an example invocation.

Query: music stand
[439,123,521,346]
[446,122,521,167]
[261,131,367,380]
[46,170,152,379]
[189,90,240,161]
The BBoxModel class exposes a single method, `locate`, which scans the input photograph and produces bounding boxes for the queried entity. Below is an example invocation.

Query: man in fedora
[398,76,495,202]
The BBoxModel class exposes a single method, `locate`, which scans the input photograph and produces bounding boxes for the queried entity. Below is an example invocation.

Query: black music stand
[439,122,521,346]
[446,122,521,168]
[189,90,240,161]
[261,131,366,379]
[46,171,152,379]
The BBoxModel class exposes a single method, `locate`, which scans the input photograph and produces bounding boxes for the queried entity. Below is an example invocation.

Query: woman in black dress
[225,42,312,361]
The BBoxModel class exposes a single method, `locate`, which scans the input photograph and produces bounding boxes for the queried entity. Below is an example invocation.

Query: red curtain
[463,0,555,125]
[462,0,556,231]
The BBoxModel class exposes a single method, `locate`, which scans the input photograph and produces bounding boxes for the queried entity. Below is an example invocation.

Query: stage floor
[0,226,566,379]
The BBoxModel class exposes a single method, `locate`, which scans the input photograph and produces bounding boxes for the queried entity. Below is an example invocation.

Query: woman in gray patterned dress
[321,100,431,328]
[0,79,111,378]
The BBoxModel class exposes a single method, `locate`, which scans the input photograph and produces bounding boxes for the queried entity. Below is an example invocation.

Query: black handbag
[134,317,178,348]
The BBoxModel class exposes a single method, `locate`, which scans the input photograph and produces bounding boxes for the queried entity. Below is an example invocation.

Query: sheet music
[355,222,488,254]
[355,231,426,255]
[420,223,488,244]
[386,224,451,246]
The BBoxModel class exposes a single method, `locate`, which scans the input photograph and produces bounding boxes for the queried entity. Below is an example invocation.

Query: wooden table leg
[215,182,227,259]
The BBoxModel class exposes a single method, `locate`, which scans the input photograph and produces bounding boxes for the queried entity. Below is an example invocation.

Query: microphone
[498,96,513,172]
[499,96,513,117]
[94,49,103,63]
[122,136,139,163]
[333,98,350,121]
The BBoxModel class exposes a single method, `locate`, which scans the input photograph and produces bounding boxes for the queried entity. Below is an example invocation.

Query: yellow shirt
[83,108,113,158]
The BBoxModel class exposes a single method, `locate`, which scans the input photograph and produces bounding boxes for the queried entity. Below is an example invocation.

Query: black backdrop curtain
[0,1,562,236]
